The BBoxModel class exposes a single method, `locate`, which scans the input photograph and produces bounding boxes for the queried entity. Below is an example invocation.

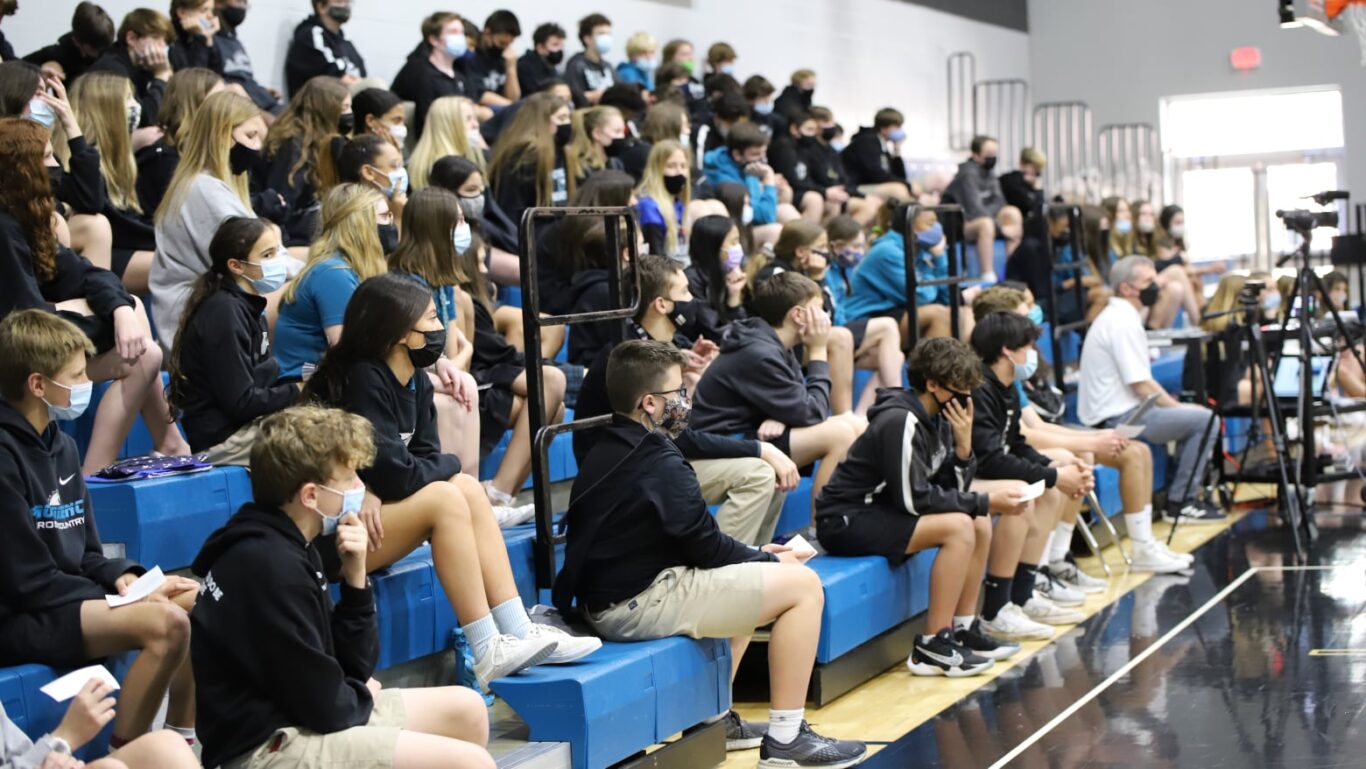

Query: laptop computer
[1272,355,1334,399]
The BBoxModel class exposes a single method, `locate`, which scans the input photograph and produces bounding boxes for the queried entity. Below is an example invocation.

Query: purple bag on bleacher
[87,453,213,483]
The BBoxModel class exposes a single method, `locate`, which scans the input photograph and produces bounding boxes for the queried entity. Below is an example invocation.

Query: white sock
[1040,532,1055,565]
[462,614,499,659]
[491,597,532,639]
[768,708,804,744]
[1125,505,1154,544]
[166,724,196,744]
[953,615,975,632]
[1049,521,1076,563]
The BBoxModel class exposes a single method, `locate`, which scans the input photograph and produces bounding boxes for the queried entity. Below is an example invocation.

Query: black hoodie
[691,317,831,436]
[340,359,460,502]
[24,33,106,84]
[565,269,623,367]
[190,504,377,769]
[816,388,988,521]
[552,417,775,614]
[391,43,481,141]
[88,42,164,128]
[840,126,906,188]
[284,14,366,96]
[0,401,142,627]
[970,365,1057,486]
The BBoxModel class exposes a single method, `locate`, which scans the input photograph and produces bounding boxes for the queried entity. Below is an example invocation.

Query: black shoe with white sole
[907,628,994,677]
[1163,500,1228,525]
[954,619,1021,661]
[758,722,867,768]
[723,709,767,751]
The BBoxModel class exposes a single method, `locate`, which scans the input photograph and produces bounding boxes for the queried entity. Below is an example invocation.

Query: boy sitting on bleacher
[189,406,496,769]
[573,255,799,546]
[692,272,866,514]
[815,337,1027,676]
[554,340,868,769]
[0,310,201,753]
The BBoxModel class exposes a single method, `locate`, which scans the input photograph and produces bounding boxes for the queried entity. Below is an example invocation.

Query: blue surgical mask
[453,221,472,255]
[634,56,656,71]
[317,483,365,536]
[916,223,944,250]
[27,97,56,128]
[719,63,735,75]
[1114,219,1132,235]
[594,33,613,55]
[887,128,907,143]
[830,140,848,153]
[741,204,753,225]
[245,257,288,294]
[754,101,774,115]
[1262,293,1281,313]
[383,167,408,197]
[44,379,93,421]
[1027,304,1044,326]
[443,33,468,58]
[1013,349,1038,382]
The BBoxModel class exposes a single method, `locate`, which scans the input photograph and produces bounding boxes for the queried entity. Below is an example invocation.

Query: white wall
[1028,0,1366,198]
[5,0,1029,161]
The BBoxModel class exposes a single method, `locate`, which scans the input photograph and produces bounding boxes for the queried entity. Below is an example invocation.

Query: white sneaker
[524,622,602,664]
[1022,596,1085,626]
[473,633,558,688]
[1034,569,1085,607]
[1047,560,1107,594]
[1153,540,1194,565]
[1129,540,1191,574]
[492,502,536,528]
[980,603,1054,641]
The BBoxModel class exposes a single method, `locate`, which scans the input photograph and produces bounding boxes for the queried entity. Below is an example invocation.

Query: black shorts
[110,247,136,278]
[816,509,917,566]
[0,602,89,668]
[844,317,869,350]
[479,384,516,456]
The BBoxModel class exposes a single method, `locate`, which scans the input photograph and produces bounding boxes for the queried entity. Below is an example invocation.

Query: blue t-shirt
[394,271,459,329]
[273,255,359,379]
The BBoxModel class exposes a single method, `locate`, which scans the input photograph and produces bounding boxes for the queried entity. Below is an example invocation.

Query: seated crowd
[2,2,1359,769]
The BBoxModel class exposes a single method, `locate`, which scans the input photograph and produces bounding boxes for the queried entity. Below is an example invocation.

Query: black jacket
[0,212,134,346]
[572,339,762,464]
[691,317,831,436]
[516,50,559,96]
[216,26,282,114]
[0,402,143,627]
[284,15,366,96]
[553,418,775,614]
[684,264,747,342]
[255,138,320,246]
[816,388,988,520]
[51,136,106,217]
[840,126,906,187]
[773,84,813,123]
[467,46,510,98]
[491,151,566,240]
[88,43,164,127]
[176,284,297,452]
[24,32,105,83]
[769,135,824,201]
[533,220,573,316]
[970,366,1057,486]
[340,359,461,502]
[798,139,854,193]
[469,300,523,387]
[391,48,479,141]
[168,28,223,73]
[564,52,615,108]
[135,138,178,215]
[565,269,622,367]
[190,504,377,769]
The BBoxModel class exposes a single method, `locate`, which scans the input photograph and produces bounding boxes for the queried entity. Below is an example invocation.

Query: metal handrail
[902,204,973,349]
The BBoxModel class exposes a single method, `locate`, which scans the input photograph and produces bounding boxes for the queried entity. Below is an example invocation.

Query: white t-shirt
[1078,298,1152,426]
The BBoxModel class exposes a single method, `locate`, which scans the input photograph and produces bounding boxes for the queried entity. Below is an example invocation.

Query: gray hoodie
[1,702,61,769]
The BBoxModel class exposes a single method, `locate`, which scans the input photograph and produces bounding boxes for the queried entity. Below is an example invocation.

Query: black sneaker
[1163,500,1228,525]
[907,628,993,677]
[723,709,767,751]
[954,619,1021,661]
[758,722,867,768]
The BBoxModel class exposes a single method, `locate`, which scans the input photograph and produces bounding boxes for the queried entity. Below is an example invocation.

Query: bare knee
[946,513,974,548]
[427,480,474,524]
[542,365,566,401]
[973,516,992,549]
[143,602,191,655]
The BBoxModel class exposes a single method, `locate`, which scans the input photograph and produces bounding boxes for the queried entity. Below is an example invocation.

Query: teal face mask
[44,379,93,421]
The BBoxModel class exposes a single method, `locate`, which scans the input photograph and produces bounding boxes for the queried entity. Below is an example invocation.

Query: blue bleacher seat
[90,466,252,571]
[808,551,935,663]
[498,285,523,309]
[57,373,182,462]
[1151,350,1185,395]
[491,637,731,769]
[478,428,578,489]
[1093,465,1122,519]
[963,241,1008,280]
[772,477,814,541]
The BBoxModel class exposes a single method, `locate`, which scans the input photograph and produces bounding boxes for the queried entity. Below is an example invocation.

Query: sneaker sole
[727,736,765,751]
[980,623,1054,642]
[908,659,994,677]
[1131,562,1193,575]
[544,637,603,664]
[1025,611,1084,625]
[973,644,1021,661]
[481,640,559,684]
[1162,514,1227,525]
[1037,591,1085,607]
[758,754,867,769]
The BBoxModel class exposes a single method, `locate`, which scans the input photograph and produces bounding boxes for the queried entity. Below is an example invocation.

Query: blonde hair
[159,67,222,148]
[70,71,140,213]
[1202,271,1271,333]
[1101,196,1133,258]
[972,286,1028,322]
[0,309,94,402]
[409,96,483,189]
[283,183,386,304]
[565,105,621,190]
[156,90,258,223]
[635,140,689,256]
[625,31,656,58]
[1020,147,1046,169]
[248,405,376,509]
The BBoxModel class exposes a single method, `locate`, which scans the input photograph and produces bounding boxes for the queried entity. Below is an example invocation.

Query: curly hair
[0,118,59,280]
[907,337,983,393]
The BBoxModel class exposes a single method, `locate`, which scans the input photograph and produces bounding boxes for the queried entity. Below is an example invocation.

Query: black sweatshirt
[255,138,320,246]
[0,402,143,628]
[135,138,178,215]
[684,264,747,342]
[572,340,762,464]
[691,317,831,436]
[816,388,988,521]
[52,136,107,217]
[563,52,615,108]
[88,43,164,127]
[168,28,224,74]
[284,14,366,96]
[797,139,854,194]
[840,126,906,187]
[0,212,134,345]
[24,32,105,83]
[492,153,567,244]
[391,48,479,142]
[190,504,377,769]
[768,135,824,201]
[516,50,559,97]
[340,359,460,502]
[553,418,776,614]
[565,269,623,366]
[970,365,1057,486]
[176,284,297,451]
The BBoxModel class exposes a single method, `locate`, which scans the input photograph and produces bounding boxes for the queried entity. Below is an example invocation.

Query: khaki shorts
[225,688,407,769]
[587,563,767,641]
[202,421,262,466]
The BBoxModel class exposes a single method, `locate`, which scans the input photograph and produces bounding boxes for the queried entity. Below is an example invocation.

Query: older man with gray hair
[1077,256,1224,569]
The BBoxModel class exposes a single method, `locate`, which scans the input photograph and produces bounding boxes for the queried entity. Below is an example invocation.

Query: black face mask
[219,5,246,27]
[377,223,399,255]
[326,5,351,23]
[407,328,446,368]
[935,390,971,413]
[669,298,698,330]
[228,141,260,175]
[545,49,564,66]
[663,173,687,195]
[337,112,355,136]
[797,135,819,149]
[604,136,628,157]
[1138,283,1160,307]
[981,155,998,171]
[820,126,839,142]
[554,122,572,148]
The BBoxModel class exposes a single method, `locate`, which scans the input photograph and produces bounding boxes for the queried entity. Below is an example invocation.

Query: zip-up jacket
[970,365,1057,486]
[284,15,366,96]
[945,158,1005,221]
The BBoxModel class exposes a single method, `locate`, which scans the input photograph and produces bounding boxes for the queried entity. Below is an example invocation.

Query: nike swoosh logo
[920,647,964,667]
[59,475,75,485]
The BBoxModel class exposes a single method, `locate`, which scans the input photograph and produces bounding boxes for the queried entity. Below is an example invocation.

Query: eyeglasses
[648,385,689,400]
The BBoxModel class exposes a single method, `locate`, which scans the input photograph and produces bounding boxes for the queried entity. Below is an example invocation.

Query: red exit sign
[1231,46,1262,70]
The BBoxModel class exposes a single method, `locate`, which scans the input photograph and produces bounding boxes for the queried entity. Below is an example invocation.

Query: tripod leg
[1167,410,1221,546]
[1088,490,1130,566]
[1077,496,1112,577]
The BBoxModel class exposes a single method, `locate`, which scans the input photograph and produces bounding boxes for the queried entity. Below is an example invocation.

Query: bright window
[1180,167,1256,261]
[1266,162,1341,255]
[1162,88,1343,158]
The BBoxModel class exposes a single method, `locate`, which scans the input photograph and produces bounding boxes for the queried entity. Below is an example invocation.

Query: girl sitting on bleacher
[257,75,351,247]
[635,139,691,258]
[303,273,600,687]
[410,96,488,191]
[487,91,572,244]
[135,67,223,216]
[168,216,299,464]
[684,214,749,340]
[564,105,627,190]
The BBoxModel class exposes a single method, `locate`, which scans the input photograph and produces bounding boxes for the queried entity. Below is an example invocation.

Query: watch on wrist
[46,735,72,755]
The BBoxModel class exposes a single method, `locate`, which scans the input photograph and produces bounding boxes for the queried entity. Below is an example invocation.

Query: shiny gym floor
[725,503,1366,768]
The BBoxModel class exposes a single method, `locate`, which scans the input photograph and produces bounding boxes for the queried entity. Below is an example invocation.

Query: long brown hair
[488,91,567,208]
[1101,196,1133,258]
[565,105,620,190]
[0,118,59,279]
[387,187,464,288]
[265,75,347,192]
[1131,199,1157,257]
[159,67,222,148]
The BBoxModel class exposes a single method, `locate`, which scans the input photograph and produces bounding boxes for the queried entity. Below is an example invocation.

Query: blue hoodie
[615,60,655,90]
[702,146,778,224]
[844,230,948,320]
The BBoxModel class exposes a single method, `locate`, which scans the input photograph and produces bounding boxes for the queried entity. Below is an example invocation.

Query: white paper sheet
[39,665,120,702]
[105,566,165,608]
[1018,479,1046,502]
[785,534,818,559]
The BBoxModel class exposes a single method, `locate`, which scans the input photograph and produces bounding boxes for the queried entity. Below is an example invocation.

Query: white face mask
[1168,224,1186,238]
[741,204,754,225]
[387,123,408,144]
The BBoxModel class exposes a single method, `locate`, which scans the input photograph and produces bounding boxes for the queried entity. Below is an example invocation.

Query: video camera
[1276,208,1339,232]
[1238,279,1267,307]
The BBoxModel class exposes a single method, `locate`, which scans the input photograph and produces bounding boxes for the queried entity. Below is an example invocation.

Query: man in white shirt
[1078,256,1225,566]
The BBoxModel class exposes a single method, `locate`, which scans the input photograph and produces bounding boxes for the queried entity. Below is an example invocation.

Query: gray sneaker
[758,722,867,768]
[723,709,767,750]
